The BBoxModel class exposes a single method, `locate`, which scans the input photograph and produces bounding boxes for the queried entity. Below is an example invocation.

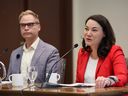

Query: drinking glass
[27,66,38,86]
[0,61,6,81]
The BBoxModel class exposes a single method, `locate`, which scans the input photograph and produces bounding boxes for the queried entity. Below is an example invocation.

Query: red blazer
[76,45,128,87]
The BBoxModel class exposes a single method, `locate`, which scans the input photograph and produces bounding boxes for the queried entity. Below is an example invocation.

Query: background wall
[73,0,128,82]
[0,0,73,83]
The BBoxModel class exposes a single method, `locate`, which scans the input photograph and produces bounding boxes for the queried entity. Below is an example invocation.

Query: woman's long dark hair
[82,14,116,58]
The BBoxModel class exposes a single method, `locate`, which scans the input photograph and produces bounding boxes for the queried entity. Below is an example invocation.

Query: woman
[76,14,128,88]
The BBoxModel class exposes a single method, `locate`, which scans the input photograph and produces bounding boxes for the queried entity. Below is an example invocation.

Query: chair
[57,58,66,83]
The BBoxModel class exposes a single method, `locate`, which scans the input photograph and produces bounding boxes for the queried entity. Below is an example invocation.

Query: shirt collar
[23,37,40,51]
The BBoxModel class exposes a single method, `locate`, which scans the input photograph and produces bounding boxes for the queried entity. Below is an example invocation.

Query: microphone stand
[41,44,78,88]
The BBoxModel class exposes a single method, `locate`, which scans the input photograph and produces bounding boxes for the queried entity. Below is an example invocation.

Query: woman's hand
[95,76,114,88]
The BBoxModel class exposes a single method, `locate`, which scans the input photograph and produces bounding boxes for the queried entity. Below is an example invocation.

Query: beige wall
[73,0,128,82]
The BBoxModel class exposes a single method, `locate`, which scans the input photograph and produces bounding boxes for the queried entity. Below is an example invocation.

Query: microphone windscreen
[3,48,8,53]
[74,44,78,48]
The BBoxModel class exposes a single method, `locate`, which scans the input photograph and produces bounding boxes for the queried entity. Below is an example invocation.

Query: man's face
[19,14,40,40]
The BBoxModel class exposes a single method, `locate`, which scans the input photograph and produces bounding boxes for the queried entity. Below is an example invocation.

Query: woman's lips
[86,38,92,42]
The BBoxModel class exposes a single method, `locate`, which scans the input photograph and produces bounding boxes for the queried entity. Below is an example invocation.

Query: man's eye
[27,23,34,26]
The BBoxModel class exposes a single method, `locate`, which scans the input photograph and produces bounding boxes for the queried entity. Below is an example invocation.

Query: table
[0,83,128,96]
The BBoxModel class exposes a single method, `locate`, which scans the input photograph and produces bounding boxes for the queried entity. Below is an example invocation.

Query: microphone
[41,44,78,88]
[0,48,8,57]
[2,48,8,53]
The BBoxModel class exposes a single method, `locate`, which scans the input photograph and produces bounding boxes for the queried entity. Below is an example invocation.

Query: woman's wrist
[108,76,118,85]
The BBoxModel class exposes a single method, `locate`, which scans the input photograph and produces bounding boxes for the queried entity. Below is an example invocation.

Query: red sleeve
[110,45,128,86]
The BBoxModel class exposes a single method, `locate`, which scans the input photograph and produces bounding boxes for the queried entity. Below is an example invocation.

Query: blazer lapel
[81,52,90,82]
[95,58,104,78]
[16,47,23,73]
[31,40,44,66]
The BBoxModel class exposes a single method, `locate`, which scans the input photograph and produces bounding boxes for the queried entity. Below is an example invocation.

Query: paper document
[2,81,12,85]
[44,82,95,88]
[57,83,95,87]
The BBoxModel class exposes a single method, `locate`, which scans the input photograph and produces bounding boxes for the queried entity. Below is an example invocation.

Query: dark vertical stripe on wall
[59,0,73,83]
[23,0,29,10]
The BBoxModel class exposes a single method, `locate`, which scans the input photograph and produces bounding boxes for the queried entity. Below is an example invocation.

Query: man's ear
[38,24,41,31]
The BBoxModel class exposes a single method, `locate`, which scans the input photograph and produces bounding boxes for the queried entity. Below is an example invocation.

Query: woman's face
[83,19,105,49]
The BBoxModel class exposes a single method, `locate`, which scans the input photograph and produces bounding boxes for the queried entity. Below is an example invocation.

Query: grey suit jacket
[7,39,61,83]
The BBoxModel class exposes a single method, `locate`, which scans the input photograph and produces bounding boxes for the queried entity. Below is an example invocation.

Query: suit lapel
[80,52,90,82]
[95,58,104,78]
[16,47,23,73]
[31,40,44,66]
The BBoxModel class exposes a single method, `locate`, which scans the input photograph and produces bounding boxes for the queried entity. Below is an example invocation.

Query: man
[7,10,61,83]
